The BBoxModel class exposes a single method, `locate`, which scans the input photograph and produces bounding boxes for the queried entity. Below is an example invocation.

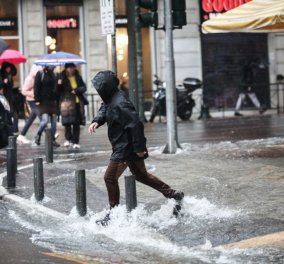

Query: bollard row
[5,134,138,216]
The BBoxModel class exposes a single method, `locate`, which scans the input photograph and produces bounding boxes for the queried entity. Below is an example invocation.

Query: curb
[223,231,284,249]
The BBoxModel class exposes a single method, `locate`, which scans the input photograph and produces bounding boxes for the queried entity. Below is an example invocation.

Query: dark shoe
[259,107,267,114]
[32,135,40,146]
[172,191,184,201]
[234,111,243,117]
[53,141,60,147]
[172,191,184,217]
[96,213,110,227]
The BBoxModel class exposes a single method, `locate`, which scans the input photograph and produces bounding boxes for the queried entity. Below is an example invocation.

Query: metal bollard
[75,170,87,216]
[45,128,53,163]
[124,175,137,212]
[8,136,17,172]
[6,147,16,188]
[33,158,44,201]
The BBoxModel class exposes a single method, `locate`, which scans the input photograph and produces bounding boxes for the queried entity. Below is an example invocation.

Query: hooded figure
[89,70,184,226]
[91,70,146,161]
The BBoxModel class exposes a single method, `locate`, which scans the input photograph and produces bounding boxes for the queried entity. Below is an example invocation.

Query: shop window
[46,5,80,54]
[0,0,20,87]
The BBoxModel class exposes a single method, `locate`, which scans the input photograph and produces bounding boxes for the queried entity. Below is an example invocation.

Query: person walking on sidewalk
[234,58,266,117]
[1,62,19,134]
[17,65,42,144]
[58,63,87,149]
[33,66,60,147]
[88,70,184,225]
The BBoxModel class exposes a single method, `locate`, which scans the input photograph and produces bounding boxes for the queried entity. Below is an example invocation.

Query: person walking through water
[33,66,60,147]
[58,63,87,149]
[17,65,42,144]
[234,58,266,117]
[88,70,184,226]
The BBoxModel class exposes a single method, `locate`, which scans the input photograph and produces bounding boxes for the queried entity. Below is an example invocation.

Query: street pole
[135,0,146,122]
[111,0,117,74]
[163,0,180,154]
[126,0,139,111]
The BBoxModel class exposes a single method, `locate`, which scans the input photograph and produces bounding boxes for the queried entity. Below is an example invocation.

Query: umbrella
[0,38,9,55]
[33,51,87,66]
[0,49,26,65]
[202,0,284,33]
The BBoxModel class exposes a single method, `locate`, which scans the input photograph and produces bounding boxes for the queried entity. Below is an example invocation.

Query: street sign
[100,0,115,35]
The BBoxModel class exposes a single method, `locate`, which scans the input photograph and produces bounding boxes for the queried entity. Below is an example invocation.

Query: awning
[202,0,284,33]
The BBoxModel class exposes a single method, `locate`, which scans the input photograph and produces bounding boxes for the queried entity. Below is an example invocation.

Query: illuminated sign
[201,0,252,21]
[0,18,17,30]
[47,17,79,29]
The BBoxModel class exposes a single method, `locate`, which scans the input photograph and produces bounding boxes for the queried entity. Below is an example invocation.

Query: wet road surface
[0,114,284,263]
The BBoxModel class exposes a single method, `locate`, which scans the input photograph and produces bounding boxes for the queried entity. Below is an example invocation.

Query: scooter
[149,75,202,122]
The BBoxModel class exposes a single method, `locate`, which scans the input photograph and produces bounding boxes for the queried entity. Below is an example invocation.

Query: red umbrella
[0,49,26,65]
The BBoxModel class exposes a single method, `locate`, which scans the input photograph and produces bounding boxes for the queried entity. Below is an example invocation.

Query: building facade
[1,0,284,112]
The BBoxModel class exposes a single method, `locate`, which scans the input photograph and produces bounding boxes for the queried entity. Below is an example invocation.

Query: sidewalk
[1,113,284,250]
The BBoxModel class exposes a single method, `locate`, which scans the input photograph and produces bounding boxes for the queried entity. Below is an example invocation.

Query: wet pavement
[1,112,284,263]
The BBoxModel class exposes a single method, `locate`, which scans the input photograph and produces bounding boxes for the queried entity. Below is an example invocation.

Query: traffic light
[172,0,187,28]
[138,0,158,29]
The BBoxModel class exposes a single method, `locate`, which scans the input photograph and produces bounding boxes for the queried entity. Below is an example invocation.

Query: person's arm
[21,76,34,98]
[74,75,86,95]
[88,103,107,135]
[33,71,42,104]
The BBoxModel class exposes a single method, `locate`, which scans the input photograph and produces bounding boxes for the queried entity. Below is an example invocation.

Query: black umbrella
[0,38,9,55]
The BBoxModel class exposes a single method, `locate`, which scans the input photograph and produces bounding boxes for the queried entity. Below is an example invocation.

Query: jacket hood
[91,70,119,103]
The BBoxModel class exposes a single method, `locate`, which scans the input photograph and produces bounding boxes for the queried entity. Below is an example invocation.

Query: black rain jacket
[91,70,148,161]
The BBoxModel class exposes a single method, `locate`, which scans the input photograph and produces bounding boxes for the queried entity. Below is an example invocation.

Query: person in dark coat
[58,63,87,149]
[0,62,18,134]
[89,70,184,225]
[0,80,13,148]
[33,66,60,147]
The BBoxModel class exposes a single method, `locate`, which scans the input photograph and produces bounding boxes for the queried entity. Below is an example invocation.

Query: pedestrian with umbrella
[58,63,88,149]
[0,62,19,134]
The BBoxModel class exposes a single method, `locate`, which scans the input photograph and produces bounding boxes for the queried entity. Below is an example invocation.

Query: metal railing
[85,82,284,121]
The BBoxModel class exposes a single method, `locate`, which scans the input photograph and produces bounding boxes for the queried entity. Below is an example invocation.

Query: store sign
[100,0,115,35]
[0,18,17,31]
[47,17,79,29]
[44,0,82,5]
[201,0,252,21]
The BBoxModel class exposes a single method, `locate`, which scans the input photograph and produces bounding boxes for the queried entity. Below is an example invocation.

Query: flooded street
[2,134,284,263]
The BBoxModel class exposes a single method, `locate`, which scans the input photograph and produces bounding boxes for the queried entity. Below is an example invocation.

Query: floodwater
[2,137,284,263]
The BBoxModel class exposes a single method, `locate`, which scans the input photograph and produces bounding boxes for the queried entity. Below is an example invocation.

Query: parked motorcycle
[149,75,202,122]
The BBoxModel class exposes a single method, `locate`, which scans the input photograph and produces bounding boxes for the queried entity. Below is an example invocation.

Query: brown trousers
[104,159,175,208]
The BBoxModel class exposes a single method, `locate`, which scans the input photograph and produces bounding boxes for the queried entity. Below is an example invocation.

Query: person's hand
[136,151,147,158]
[88,122,98,135]
[71,90,76,94]
[58,79,62,85]
[35,102,40,105]
[4,78,8,84]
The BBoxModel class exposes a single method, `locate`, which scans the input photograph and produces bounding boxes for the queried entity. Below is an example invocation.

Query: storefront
[200,0,270,109]
[0,0,283,114]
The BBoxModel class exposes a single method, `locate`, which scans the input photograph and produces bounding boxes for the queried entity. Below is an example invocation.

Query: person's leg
[33,113,48,145]
[128,159,176,199]
[64,124,72,141]
[234,93,245,116]
[20,101,37,136]
[73,123,80,144]
[235,93,245,111]
[248,93,260,109]
[104,160,127,208]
